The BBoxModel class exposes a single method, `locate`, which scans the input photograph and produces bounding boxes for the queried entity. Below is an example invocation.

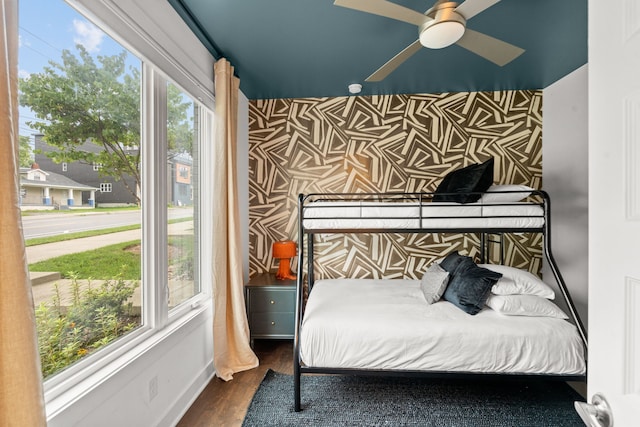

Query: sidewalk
[28,221,194,308]
[26,229,142,264]
[26,221,193,263]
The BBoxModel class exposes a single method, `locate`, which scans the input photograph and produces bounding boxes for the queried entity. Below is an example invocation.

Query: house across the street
[19,163,98,210]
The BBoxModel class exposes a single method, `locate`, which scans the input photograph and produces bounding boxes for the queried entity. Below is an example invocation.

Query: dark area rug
[242,370,586,426]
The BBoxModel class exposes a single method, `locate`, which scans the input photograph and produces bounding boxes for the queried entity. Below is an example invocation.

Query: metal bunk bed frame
[293,190,587,412]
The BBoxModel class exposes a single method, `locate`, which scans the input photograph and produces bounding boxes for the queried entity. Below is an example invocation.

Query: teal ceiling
[168,0,587,100]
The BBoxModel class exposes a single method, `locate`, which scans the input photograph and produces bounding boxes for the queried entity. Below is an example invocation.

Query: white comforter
[300,279,585,375]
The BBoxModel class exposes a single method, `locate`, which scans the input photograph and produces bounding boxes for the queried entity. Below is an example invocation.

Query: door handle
[574,393,613,427]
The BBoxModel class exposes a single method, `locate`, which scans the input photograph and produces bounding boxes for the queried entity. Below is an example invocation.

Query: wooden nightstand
[245,273,296,347]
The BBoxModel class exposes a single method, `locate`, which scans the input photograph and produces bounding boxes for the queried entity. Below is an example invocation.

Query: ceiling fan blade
[455,0,500,20]
[334,0,429,26]
[365,40,423,82]
[456,29,524,66]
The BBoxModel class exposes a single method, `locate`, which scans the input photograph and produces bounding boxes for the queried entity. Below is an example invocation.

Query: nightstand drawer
[248,288,295,313]
[250,312,294,336]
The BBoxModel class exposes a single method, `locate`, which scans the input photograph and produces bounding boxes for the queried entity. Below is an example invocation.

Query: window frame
[44,66,213,407]
[39,1,214,407]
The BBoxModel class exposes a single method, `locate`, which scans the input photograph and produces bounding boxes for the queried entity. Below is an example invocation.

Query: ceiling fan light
[419,5,466,49]
[419,20,465,49]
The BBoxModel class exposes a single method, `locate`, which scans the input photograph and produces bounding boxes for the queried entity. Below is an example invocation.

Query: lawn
[28,235,194,280]
[29,240,142,280]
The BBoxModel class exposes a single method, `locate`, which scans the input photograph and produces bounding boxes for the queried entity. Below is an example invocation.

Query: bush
[35,268,140,378]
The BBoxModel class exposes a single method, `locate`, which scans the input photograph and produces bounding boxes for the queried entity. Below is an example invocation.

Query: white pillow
[486,294,568,319]
[478,184,534,203]
[420,263,450,304]
[478,264,555,299]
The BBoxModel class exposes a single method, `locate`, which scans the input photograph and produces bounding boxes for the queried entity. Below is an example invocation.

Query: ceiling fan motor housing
[419,2,466,49]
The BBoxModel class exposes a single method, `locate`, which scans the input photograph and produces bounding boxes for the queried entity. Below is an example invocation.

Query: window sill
[45,300,211,419]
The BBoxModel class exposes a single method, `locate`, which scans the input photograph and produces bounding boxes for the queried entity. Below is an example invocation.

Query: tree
[167,83,195,158]
[20,45,141,202]
[19,45,194,204]
[19,135,33,167]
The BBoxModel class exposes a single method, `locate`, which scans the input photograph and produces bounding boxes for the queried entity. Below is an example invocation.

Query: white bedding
[302,201,544,230]
[300,279,586,375]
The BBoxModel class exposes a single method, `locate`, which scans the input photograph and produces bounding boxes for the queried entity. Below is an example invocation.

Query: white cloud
[73,19,104,53]
[19,69,31,79]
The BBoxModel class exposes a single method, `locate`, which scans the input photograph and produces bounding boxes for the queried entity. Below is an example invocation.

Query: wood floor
[177,340,293,427]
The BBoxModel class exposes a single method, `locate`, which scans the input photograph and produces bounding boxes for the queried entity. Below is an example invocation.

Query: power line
[20,44,55,62]
[20,113,40,121]
[19,26,63,53]
[19,127,40,135]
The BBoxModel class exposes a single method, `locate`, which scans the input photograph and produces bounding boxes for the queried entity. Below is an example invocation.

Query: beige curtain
[0,0,47,425]
[212,58,258,380]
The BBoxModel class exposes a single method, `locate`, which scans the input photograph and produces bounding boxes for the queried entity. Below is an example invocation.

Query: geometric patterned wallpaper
[248,90,543,279]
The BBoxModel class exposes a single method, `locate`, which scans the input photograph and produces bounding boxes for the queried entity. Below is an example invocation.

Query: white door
[584,0,640,425]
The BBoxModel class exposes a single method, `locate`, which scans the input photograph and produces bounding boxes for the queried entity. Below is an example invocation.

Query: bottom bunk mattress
[299,278,586,375]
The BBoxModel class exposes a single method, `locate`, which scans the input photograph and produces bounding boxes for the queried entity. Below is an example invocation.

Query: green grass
[29,241,142,280]
[25,217,191,247]
[28,234,195,281]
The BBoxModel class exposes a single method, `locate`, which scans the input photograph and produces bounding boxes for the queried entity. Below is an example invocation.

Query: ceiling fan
[334,0,525,82]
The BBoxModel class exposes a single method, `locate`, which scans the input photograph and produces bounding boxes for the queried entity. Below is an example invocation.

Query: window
[18,0,213,412]
[20,0,143,381]
[178,165,189,180]
[167,83,199,308]
[19,0,213,399]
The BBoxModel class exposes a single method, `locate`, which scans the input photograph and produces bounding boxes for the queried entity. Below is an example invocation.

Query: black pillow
[438,251,470,275]
[443,257,503,315]
[433,158,495,203]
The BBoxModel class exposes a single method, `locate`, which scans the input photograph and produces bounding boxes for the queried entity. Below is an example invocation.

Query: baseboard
[161,360,215,427]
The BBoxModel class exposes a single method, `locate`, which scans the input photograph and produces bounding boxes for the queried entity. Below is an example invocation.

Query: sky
[18,0,141,139]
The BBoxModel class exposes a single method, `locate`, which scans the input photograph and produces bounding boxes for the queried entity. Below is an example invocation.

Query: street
[21,207,193,239]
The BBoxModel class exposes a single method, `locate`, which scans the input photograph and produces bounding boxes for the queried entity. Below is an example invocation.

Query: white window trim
[44,64,213,402]
[44,68,213,410]
[66,0,214,106]
[42,0,215,411]
[45,305,210,418]
[169,101,213,319]
[142,63,169,327]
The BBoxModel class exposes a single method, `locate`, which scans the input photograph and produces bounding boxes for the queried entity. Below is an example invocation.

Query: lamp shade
[272,240,297,259]
[272,240,297,280]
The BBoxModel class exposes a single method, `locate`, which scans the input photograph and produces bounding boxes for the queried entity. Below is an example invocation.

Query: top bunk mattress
[301,200,545,231]
[299,278,585,376]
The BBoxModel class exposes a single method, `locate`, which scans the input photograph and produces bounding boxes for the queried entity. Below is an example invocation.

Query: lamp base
[276,258,297,280]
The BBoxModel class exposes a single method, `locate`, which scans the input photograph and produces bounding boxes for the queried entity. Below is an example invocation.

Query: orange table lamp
[273,240,297,280]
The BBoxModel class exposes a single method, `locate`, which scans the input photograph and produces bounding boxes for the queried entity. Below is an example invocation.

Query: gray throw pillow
[420,263,450,304]
[443,258,503,315]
